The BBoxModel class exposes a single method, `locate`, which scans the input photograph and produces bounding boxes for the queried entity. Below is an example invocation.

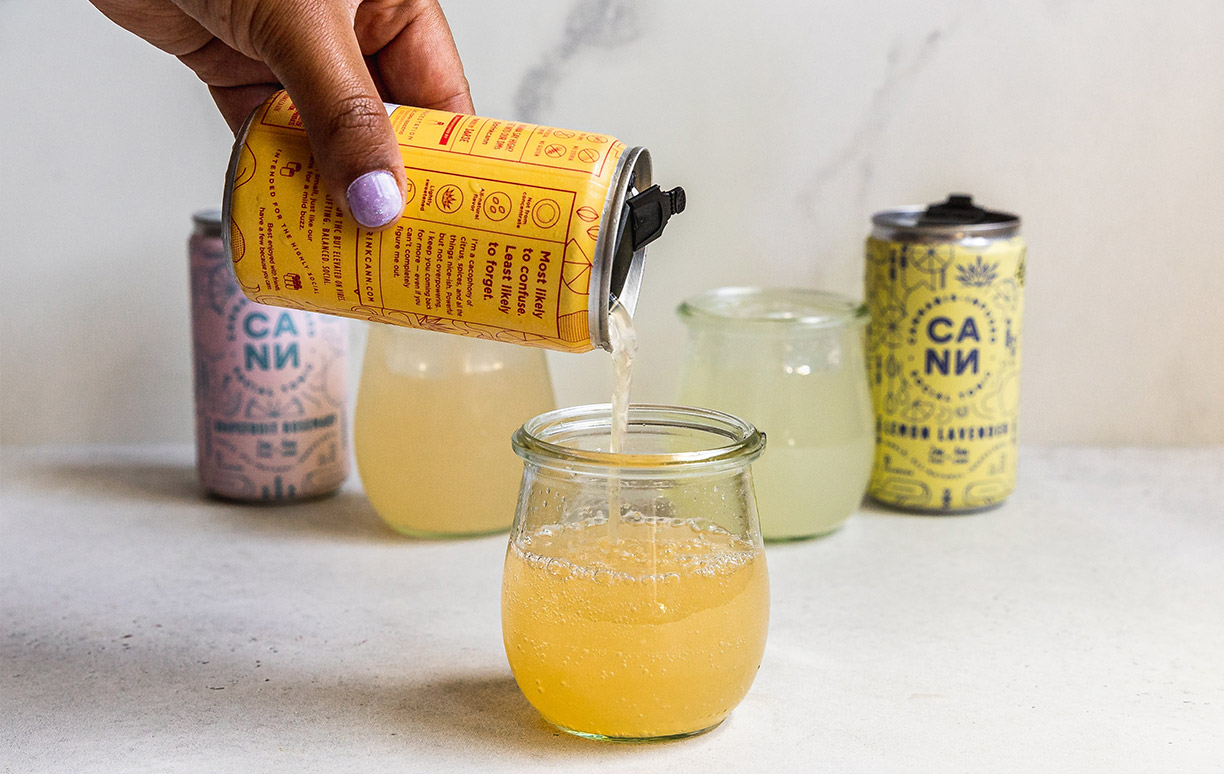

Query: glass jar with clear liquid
[677,288,874,540]
[354,325,555,537]
[502,404,770,741]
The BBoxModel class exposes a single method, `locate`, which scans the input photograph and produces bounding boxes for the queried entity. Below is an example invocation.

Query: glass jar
[677,287,874,540]
[354,325,554,537]
[502,404,769,741]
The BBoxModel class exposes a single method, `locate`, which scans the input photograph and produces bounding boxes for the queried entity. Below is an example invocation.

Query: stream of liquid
[606,303,638,542]
[608,303,637,454]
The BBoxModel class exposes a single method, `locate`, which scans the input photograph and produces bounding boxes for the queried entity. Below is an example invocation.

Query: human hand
[90,0,473,230]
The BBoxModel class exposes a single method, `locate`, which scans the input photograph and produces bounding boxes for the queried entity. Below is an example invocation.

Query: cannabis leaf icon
[956,256,999,287]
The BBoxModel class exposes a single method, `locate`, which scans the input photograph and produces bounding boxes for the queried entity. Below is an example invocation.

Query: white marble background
[2,0,1222,446]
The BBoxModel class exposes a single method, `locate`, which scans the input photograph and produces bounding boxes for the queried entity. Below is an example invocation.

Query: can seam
[220,106,260,268]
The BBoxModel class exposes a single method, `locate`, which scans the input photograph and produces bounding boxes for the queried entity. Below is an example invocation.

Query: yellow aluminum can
[864,194,1025,512]
[223,91,682,352]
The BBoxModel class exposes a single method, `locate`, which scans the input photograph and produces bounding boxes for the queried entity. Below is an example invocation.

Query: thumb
[253,1,404,230]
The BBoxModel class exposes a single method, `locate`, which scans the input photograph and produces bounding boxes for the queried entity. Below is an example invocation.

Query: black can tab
[918,193,1015,227]
[626,185,686,251]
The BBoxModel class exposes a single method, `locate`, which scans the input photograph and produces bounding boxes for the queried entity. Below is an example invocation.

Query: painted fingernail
[346,170,402,228]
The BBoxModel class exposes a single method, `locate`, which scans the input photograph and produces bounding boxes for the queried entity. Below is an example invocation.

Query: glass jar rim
[512,403,765,476]
[677,287,868,330]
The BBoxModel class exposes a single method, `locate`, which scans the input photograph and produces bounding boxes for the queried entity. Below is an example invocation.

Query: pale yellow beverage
[501,514,769,739]
[680,364,874,539]
[678,288,874,540]
[355,325,554,536]
[750,440,875,537]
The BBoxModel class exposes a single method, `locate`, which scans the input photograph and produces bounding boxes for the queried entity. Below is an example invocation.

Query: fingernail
[346,170,402,228]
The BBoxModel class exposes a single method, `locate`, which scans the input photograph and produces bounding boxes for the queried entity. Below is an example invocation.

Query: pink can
[189,209,350,501]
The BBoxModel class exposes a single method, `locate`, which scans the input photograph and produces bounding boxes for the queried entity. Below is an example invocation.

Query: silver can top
[588,148,686,351]
[872,194,1020,242]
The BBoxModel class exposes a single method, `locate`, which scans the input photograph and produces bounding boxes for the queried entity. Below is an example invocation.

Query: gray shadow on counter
[208,488,402,543]
[218,669,707,762]
[384,672,679,759]
[14,453,400,543]
[1,616,674,767]
[14,456,201,505]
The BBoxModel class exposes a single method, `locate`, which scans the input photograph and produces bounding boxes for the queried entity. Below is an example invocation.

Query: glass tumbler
[502,404,769,741]
[677,288,874,540]
[354,324,555,537]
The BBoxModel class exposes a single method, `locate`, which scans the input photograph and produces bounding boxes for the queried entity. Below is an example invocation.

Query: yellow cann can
[864,194,1025,512]
[222,91,684,352]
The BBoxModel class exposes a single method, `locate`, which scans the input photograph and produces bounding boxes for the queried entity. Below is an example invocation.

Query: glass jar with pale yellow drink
[677,288,874,540]
[355,325,554,537]
[502,404,769,741]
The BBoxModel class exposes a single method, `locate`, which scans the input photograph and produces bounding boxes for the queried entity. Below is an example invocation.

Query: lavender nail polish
[346,170,403,228]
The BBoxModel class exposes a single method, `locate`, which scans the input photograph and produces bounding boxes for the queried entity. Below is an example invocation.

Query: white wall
[2,0,1222,447]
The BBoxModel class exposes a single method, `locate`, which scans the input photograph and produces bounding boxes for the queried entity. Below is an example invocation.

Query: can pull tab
[626,185,686,251]
[918,193,986,225]
[918,193,1015,227]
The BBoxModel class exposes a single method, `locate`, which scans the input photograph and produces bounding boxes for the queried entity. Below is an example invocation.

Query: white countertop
[3,445,1222,772]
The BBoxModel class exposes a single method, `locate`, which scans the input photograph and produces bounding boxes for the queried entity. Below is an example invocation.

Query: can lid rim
[590,147,652,352]
[872,206,1021,239]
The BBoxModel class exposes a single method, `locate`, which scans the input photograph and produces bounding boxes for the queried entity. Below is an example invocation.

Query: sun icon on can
[436,184,463,213]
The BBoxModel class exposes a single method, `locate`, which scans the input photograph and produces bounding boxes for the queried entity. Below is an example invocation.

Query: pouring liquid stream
[607,302,638,545]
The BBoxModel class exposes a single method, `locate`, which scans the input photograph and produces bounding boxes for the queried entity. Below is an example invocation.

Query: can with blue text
[190,209,350,501]
[864,194,1025,513]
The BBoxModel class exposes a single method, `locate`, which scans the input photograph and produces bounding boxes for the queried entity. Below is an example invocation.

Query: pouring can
[864,194,1025,512]
[223,91,683,353]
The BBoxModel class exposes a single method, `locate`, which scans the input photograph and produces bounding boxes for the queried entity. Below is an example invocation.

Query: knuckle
[242,1,286,58]
[434,82,474,113]
[320,93,387,140]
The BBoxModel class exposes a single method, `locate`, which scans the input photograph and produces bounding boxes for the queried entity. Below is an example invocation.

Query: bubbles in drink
[502,514,768,738]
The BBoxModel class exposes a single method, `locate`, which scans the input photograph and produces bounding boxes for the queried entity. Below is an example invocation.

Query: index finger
[355,0,473,114]
[250,0,410,230]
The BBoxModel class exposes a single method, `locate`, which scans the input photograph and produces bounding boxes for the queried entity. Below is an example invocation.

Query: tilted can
[190,209,350,502]
[222,91,684,353]
[864,194,1025,512]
